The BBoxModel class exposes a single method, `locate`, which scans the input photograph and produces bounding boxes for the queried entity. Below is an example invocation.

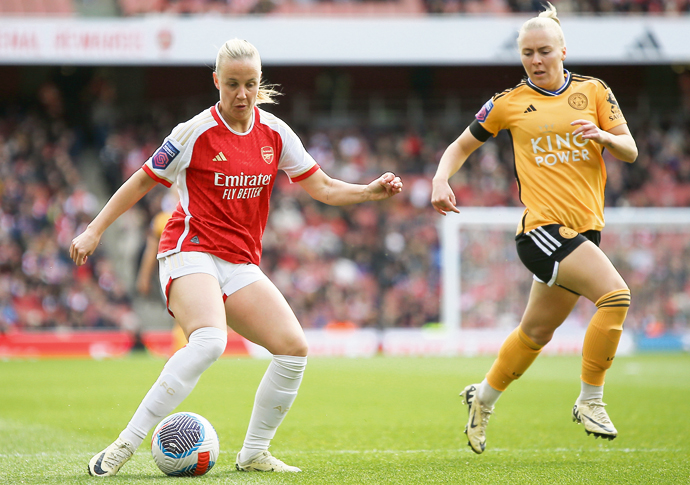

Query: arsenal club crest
[261,146,274,164]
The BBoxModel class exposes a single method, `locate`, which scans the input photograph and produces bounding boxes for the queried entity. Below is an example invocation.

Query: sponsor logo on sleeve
[606,92,624,121]
[152,141,180,170]
[475,99,494,122]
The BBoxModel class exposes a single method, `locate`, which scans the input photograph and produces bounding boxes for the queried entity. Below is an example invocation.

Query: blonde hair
[517,2,566,49]
[215,38,281,105]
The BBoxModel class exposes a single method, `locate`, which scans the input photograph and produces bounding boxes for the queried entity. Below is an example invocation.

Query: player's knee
[595,288,631,311]
[520,324,554,347]
[276,336,308,357]
[525,327,553,347]
[188,327,227,363]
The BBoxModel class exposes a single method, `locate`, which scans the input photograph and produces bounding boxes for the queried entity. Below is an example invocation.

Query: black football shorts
[515,224,601,287]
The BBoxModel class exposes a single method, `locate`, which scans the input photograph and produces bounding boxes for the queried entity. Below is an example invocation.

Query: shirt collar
[527,69,571,96]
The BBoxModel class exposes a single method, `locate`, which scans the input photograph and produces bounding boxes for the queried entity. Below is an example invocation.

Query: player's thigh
[224,278,307,357]
[520,280,580,345]
[556,241,628,303]
[168,273,228,339]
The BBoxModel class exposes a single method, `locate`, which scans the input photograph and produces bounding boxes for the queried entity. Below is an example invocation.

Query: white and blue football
[151,412,219,476]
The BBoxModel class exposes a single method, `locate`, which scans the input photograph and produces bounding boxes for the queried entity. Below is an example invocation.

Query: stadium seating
[1,95,689,335]
[113,0,689,16]
[0,0,74,15]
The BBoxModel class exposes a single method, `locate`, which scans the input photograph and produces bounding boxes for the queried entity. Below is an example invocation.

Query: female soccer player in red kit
[432,3,637,454]
[71,38,403,476]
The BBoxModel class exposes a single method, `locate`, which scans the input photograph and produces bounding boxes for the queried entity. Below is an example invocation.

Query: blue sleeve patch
[475,99,494,123]
[151,141,180,170]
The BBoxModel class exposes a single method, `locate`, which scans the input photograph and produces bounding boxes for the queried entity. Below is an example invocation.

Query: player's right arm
[70,168,157,266]
[431,126,485,216]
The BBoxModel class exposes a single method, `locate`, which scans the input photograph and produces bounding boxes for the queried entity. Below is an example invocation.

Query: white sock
[119,327,227,448]
[238,355,307,463]
[578,381,604,402]
[477,378,502,408]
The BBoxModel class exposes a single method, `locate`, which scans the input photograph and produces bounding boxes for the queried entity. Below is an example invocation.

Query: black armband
[469,119,493,142]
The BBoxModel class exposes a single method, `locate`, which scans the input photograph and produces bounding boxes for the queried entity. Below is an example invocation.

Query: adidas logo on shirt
[213,152,227,162]
[524,105,537,113]
[190,235,200,244]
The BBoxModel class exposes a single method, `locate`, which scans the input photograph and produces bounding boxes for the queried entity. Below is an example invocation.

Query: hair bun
[538,1,560,24]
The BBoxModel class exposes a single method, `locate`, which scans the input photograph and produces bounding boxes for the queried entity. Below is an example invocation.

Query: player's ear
[213,71,220,91]
[561,46,567,61]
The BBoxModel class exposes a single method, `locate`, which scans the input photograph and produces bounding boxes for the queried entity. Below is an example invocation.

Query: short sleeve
[469,120,493,142]
[597,87,627,132]
[142,110,217,188]
[274,121,320,182]
[143,135,186,188]
[473,96,504,138]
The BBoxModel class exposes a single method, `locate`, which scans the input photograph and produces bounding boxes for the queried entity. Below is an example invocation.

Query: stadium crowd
[0,108,136,333]
[1,77,689,336]
[109,0,690,16]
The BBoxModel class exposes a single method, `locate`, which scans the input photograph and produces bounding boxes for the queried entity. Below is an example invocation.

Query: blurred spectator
[0,110,136,333]
[113,0,690,15]
[70,98,690,332]
[3,75,690,335]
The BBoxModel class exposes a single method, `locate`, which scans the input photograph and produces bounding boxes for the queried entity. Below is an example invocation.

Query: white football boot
[572,399,618,440]
[461,383,494,454]
[88,438,136,477]
[235,450,301,472]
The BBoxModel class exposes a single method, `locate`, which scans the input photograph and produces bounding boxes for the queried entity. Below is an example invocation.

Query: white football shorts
[158,251,268,316]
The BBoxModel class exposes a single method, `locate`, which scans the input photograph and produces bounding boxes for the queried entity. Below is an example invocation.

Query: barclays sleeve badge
[475,99,494,123]
[151,141,180,170]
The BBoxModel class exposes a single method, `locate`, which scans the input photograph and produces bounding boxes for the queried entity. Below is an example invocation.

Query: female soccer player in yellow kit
[431,3,638,454]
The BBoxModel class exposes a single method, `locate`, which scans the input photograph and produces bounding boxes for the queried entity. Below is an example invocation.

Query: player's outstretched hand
[366,172,403,201]
[69,227,101,266]
[431,179,460,216]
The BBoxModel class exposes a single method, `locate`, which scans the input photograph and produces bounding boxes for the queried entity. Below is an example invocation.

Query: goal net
[439,207,690,344]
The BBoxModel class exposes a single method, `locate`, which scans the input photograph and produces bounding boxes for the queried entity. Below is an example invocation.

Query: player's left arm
[570,120,638,163]
[297,168,403,206]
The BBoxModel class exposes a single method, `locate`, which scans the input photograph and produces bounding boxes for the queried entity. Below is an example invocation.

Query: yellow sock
[581,289,631,386]
[486,327,544,392]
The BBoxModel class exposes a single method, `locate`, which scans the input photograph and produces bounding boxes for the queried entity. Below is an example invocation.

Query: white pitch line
[220,448,682,455]
[1,447,681,459]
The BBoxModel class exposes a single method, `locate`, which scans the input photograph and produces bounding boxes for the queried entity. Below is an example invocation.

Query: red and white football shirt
[142,104,319,265]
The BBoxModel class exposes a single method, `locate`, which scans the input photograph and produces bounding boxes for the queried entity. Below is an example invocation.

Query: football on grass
[151,412,219,476]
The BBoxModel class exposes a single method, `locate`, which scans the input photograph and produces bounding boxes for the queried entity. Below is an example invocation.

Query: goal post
[440,207,690,332]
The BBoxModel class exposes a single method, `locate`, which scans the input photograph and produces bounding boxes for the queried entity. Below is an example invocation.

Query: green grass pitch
[1,353,689,484]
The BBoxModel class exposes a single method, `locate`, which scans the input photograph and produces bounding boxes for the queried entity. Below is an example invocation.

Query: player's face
[213,57,261,132]
[519,28,566,92]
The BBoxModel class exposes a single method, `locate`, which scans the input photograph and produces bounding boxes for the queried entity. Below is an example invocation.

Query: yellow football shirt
[471,70,628,235]
[152,211,172,239]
